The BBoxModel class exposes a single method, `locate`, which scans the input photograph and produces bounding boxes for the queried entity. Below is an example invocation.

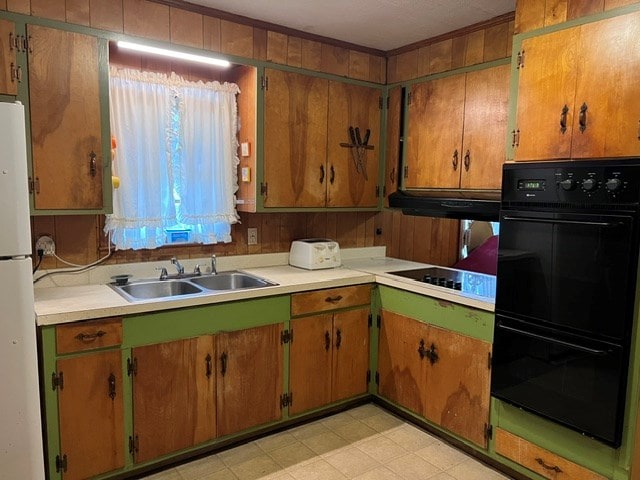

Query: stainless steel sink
[190,271,277,291]
[115,280,204,301]
[110,271,277,302]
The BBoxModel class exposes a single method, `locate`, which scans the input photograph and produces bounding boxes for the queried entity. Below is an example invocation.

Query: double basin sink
[111,271,277,302]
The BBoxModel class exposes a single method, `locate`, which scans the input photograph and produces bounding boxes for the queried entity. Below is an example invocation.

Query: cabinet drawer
[494,428,607,480]
[56,317,123,354]
[291,285,371,316]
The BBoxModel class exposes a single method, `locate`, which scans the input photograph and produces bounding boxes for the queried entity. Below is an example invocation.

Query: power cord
[32,249,44,274]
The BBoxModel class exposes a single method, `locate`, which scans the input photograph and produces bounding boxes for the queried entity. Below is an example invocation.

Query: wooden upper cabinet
[404,64,508,190]
[514,10,640,161]
[405,74,466,189]
[384,87,403,206]
[513,27,579,161]
[0,19,18,96]
[27,24,104,210]
[460,64,510,189]
[263,68,328,207]
[57,350,124,480]
[326,81,381,207]
[216,324,283,436]
[132,336,216,463]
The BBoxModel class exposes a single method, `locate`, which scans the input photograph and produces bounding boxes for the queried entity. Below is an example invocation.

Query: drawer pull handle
[205,354,212,378]
[108,373,116,400]
[325,331,331,351]
[535,458,562,473]
[335,329,342,349]
[220,352,228,377]
[75,330,107,342]
[325,295,343,304]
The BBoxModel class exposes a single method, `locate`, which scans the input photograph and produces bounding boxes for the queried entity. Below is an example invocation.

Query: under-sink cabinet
[288,285,372,415]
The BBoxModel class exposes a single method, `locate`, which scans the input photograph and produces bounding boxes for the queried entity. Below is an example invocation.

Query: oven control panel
[503,159,640,205]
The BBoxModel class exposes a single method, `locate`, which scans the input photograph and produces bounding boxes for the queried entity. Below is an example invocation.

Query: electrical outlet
[247,228,258,245]
[35,235,56,256]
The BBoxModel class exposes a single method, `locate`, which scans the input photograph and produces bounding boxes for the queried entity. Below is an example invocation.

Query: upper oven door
[496,210,636,341]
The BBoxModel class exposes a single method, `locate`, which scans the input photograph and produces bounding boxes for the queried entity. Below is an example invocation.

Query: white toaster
[289,239,341,270]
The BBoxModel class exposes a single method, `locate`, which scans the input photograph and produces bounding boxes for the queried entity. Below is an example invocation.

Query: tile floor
[144,404,513,480]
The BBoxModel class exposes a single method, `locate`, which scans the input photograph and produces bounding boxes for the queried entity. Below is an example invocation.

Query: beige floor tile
[333,420,379,444]
[302,431,349,456]
[361,412,405,434]
[229,454,281,480]
[255,431,298,453]
[446,458,512,480]
[352,466,402,479]
[348,404,386,420]
[289,420,331,441]
[143,468,183,480]
[385,453,441,480]
[177,455,226,479]
[325,446,381,478]
[218,442,264,467]
[356,435,408,464]
[287,459,347,480]
[268,441,317,469]
[196,468,239,480]
[322,411,360,431]
[427,473,457,480]
[384,424,439,452]
[258,473,296,480]
[415,441,469,470]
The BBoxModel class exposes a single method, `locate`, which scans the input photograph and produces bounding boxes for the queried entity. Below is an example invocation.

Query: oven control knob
[606,178,622,192]
[559,179,576,191]
[582,178,598,191]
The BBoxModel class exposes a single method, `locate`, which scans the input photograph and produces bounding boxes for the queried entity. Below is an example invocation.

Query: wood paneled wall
[386,13,515,84]
[515,0,640,33]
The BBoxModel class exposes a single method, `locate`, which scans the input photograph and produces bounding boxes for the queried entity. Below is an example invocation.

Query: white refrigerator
[0,102,45,479]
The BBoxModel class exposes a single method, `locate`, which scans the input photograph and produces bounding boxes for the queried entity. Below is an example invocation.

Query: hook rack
[339,126,374,180]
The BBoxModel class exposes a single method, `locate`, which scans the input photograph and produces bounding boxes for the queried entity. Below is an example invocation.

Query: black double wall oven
[491,159,640,447]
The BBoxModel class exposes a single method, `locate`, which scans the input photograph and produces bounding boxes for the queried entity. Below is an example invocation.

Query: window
[105,67,240,250]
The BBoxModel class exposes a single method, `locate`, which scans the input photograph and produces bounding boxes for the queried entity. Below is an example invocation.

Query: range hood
[388,189,501,221]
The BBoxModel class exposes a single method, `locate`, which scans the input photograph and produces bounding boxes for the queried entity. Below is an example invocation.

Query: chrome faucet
[211,254,217,275]
[171,257,184,275]
[156,267,168,280]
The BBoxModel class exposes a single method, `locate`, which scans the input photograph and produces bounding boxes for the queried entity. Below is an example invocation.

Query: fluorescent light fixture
[117,40,230,67]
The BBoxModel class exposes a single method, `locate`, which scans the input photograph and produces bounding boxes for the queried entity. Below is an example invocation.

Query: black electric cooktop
[387,267,496,299]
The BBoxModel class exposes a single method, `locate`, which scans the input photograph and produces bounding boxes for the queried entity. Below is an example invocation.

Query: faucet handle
[211,254,217,275]
[155,267,168,280]
[193,264,201,275]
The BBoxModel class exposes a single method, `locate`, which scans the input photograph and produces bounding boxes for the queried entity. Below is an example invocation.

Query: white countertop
[34,255,495,326]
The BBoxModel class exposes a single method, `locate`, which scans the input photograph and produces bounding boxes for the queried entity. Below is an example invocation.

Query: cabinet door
[572,11,640,158]
[27,25,103,209]
[513,28,579,161]
[460,65,510,189]
[57,350,124,480]
[216,324,283,436]
[423,325,491,447]
[332,308,370,402]
[404,75,465,188]
[263,68,328,207]
[384,87,402,206]
[289,314,333,415]
[133,336,215,463]
[326,81,381,207]
[0,19,17,95]
[377,310,429,415]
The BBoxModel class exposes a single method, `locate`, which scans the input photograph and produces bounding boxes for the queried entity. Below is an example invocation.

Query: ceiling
[184,0,516,52]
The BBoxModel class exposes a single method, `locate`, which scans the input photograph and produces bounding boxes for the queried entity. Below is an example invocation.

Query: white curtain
[106,67,240,250]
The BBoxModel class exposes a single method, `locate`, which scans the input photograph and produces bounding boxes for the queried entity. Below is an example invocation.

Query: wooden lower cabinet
[57,350,124,480]
[216,323,283,436]
[289,307,370,415]
[495,428,607,480]
[377,309,491,447]
[132,336,215,463]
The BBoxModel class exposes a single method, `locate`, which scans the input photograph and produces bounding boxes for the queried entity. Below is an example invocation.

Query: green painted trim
[40,326,62,480]
[98,36,113,214]
[492,398,618,478]
[378,285,494,342]
[255,65,265,211]
[254,206,382,213]
[368,285,381,395]
[286,394,370,420]
[0,94,16,102]
[123,295,289,347]
[121,348,134,470]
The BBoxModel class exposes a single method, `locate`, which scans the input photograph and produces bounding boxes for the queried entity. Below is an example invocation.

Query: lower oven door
[496,211,636,341]
[491,316,626,446]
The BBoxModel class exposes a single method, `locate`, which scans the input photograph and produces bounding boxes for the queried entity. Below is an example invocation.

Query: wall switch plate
[241,142,251,157]
[247,228,258,245]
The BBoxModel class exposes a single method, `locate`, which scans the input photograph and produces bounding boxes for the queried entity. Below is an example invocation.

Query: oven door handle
[497,323,610,356]
[502,215,623,228]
